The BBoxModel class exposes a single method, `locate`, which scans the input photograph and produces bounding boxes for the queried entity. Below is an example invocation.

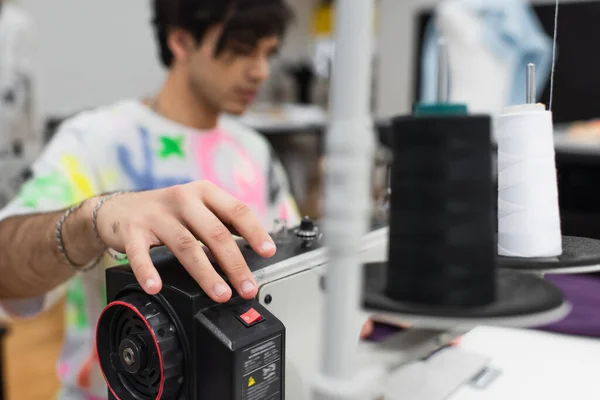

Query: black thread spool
[386,115,496,307]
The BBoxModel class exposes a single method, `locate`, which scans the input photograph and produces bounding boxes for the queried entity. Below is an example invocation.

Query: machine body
[97,220,567,400]
[96,220,408,400]
[97,218,331,400]
[98,248,287,400]
[97,220,483,400]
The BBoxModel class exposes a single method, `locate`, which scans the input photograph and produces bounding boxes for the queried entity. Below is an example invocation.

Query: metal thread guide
[437,38,450,104]
[526,63,536,105]
[549,0,559,110]
[414,37,467,116]
[503,62,545,114]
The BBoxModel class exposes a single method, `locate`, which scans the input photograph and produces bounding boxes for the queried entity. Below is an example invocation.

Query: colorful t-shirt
[0,99,300,399]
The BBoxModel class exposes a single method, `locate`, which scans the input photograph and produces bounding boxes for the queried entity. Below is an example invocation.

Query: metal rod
[313,0,376,398]
[437,38,450,103]
[527,63,536,104]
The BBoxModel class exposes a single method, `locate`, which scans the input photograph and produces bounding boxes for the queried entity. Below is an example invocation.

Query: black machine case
[96,248,286,400]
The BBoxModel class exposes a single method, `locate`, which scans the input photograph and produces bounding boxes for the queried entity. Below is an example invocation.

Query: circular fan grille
[97,292,184,400]
[112,307,161,396]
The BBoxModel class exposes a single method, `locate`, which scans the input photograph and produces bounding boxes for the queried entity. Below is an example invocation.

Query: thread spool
[496,106,562,258]
[386,115,496,307]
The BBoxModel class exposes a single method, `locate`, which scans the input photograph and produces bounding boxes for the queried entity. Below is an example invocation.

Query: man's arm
[0,115,279,311]
[0,119,105,302]
[0,180,278,305]
[0,198,103,300]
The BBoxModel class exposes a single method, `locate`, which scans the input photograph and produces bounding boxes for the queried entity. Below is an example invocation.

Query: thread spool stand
[364,50,569,333]
[357,68,570,398]
[364,112,569,331]
[356,60,596,400]
[496,64,600,275]
[314,1,572,396]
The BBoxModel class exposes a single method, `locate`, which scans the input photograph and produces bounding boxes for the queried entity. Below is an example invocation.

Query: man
[0,1,304,398]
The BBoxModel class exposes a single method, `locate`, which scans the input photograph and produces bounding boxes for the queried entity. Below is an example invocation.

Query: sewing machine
[96,217,570,400]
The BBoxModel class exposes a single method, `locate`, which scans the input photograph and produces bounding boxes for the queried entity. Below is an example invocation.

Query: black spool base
[363,264,568,329]
[498,236,600,274]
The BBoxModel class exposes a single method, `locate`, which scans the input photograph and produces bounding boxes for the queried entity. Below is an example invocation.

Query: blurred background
[3,0,600,399]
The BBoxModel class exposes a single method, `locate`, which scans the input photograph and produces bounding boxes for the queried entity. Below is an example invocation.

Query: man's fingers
[183,204,258,300]
[152,216,233,303]
[201,187,276,258]
[124,231,162,295]
[360,319,374,339]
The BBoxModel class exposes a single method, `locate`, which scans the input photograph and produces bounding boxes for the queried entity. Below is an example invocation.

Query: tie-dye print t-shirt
[0,99,301,400]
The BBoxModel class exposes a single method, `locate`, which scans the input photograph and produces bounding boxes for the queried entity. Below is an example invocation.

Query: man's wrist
[61,197,105,267]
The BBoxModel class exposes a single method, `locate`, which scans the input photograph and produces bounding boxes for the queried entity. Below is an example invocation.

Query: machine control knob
[295,216,319,242]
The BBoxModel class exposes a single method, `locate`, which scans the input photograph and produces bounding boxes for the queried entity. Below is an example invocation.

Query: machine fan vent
[97,292,184,400]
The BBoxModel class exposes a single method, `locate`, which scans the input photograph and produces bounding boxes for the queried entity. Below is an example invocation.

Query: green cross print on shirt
[158,135,186,159]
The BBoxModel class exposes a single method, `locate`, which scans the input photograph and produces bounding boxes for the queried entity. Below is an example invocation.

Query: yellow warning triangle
[248,376,256,387]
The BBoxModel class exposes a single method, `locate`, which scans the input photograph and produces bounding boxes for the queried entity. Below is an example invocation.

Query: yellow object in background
[313,4,333,36]
[312,1,379,38]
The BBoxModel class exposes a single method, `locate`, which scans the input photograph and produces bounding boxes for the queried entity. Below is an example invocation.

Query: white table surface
[450,326,600,400]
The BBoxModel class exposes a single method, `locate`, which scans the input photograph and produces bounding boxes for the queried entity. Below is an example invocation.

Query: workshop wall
[14,0,318,121]
[14,0,580,121]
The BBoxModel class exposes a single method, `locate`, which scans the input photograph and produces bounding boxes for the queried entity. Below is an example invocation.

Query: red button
[240,308,262,325]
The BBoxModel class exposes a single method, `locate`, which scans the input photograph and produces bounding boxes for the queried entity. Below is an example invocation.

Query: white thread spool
[497,103,562,257]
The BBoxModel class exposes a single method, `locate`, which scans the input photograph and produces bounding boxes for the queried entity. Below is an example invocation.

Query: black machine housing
[97,247,286,400]
[96,218,324,400]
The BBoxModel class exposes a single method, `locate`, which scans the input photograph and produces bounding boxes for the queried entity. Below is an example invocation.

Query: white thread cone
[497,106,562,257]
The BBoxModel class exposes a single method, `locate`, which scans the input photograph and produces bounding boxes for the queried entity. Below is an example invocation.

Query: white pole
[314,0,376,399]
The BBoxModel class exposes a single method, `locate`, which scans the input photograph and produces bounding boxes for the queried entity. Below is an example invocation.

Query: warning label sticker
[242,359,282,400]
[241,335,283,400]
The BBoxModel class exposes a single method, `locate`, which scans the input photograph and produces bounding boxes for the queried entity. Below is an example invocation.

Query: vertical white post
[313,0,376,399]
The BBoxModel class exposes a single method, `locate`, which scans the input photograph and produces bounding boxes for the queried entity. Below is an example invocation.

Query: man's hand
[94,181,277,302]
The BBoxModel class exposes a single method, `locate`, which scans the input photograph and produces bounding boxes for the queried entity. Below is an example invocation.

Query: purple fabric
[367,274,600,341]
[538,274,600,338]
[366,322,405,342]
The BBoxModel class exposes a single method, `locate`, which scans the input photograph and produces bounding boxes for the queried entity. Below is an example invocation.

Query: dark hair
[152,0,295,67]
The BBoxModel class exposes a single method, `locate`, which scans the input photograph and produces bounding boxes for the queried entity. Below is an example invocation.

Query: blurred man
[0,1,301,398]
